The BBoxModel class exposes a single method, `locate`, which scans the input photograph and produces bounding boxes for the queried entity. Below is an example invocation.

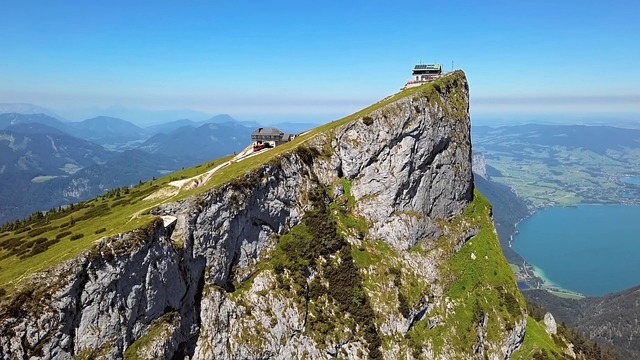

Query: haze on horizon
[1,0,638,125]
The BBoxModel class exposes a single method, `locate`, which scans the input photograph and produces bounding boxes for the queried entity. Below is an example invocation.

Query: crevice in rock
[19,332,28,360]
[172,265,206,360]
[223,251,239,293]
[178,232,196,306]
[251,217,275,233]
[66,261,90,357]
[473,313,489,357]
[336,162,344,178]
[303,280,309,329]
[407,305,430,332]
[453,227,479,254]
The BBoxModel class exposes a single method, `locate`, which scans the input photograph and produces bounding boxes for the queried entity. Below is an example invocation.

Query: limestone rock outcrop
[545,312,558,336]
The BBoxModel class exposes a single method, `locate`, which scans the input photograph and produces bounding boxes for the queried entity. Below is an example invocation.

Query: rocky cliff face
[0,72,530,359]
[472,153,488,180]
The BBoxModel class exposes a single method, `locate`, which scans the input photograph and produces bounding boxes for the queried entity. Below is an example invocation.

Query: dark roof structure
[251,127,283,136]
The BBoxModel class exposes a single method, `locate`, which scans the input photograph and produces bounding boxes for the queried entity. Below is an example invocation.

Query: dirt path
[142,144,272,203]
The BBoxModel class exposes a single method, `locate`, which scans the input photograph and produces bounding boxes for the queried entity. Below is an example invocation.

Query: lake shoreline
[513,261,585,299]
[510,203,640,297]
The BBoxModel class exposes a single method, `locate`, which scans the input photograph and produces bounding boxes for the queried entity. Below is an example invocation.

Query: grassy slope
[400,190,525,357]
[512,317,566,359]
[123,312,179,360]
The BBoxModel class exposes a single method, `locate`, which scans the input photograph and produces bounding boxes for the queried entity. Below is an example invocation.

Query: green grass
[512,317,565,360]
[0,72,464,296]
[330,178,369,238]
[446,191,523,302]
[405,190,526,357]
[123,311,179,360]
[74,340,114,360]
[345,189,529,358]
[350,239,404,319]
[351,240,386,269]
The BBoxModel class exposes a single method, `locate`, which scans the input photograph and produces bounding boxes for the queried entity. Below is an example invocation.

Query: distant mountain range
[0,111,316,148]
[0,109,319,225]
[0,121,179,225]
[0,103,62,119]
[138,122,249,166]
[65,116,145,145]
[0,123,113,175]
[0,112,67,130]
[56,105,217,126]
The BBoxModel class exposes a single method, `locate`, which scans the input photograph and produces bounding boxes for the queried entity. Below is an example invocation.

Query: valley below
[473,125,640,209]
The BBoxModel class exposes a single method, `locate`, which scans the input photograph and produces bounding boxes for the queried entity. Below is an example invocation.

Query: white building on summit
[403,64,443,89]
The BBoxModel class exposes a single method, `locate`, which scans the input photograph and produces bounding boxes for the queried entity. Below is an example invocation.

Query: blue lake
[512,205,640,296]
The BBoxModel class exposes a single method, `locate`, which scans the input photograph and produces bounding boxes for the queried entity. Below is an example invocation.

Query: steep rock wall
[0,222,189,359]
[324,76,472,250]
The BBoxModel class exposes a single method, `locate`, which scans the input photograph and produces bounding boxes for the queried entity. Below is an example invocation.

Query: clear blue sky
[0,0,638,124]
